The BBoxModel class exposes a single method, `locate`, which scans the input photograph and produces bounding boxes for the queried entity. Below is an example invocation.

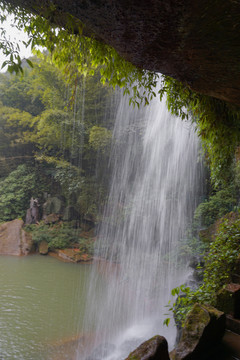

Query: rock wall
[5,0,240,105]
[0,219,33,255]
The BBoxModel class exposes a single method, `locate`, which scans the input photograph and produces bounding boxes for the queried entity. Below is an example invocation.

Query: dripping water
[78,89,202,360]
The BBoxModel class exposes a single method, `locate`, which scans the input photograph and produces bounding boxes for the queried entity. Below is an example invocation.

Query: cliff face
[5,0,240,105]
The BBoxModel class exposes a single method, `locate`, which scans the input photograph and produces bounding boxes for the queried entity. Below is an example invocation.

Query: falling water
[79,89,202,360]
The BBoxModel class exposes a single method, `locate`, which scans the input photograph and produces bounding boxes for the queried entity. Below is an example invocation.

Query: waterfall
[78,89,202,360]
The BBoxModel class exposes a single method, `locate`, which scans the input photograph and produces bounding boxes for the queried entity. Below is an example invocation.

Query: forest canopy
[0,55,115,224]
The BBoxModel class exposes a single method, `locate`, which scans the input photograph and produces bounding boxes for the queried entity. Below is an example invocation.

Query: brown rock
[216,283,240,319]
[43,213,60,224]
[49,249,92,263]
[21,228,34,255]
[4,0,240,105]
[39,240,49,255]
[172,303,225,360]
[125,335,170,360]
[0,219,33,256]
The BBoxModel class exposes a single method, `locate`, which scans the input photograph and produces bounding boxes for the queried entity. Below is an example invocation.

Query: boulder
[43,213,60,224]
[21,228,34,255]
[171,304,225,360]
[0,219,34,255]
[125,335,170,360]
[39,240,49,255]
[216,283,240,319]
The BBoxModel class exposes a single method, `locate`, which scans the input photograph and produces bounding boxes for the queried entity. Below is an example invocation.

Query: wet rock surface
[217,283,240,319]
[171,303,225,360]
[125,335,170,360]
[39,239,49,255]
[5,0,240,105]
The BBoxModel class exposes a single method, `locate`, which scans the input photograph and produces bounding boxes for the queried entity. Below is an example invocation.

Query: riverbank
[0,218,95,263]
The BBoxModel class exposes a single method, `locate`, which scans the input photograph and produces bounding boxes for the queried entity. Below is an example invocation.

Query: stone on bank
[125,335,170,360]
[0,219,34,255]
[171,303,225,360]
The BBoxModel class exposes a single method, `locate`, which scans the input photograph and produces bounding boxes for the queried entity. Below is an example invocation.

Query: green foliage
[0,69,44,116]
[0,56,113,224]
[89,126,112,153]
[161,76,240,187]
[78,237,94,255]
[164,285,192,327]
[77,178,106,221]
[165,215,240,326]
[197,217,240,300]
[0,103,35,158]
[0,164,47,221]
[28,222,94,252]
[39,157,83,197]
[33,109,74,154]
[177,235,208,266]
[30,222,78,249]
[193,187,237,227]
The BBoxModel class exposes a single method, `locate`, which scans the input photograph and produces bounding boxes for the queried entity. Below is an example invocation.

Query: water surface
[0,255,102,360]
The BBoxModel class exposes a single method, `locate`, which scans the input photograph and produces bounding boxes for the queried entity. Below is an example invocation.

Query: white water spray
[79,90,202,360]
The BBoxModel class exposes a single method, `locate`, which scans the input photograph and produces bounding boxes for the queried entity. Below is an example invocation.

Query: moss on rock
[172,303,225,360]
[125,335,170,360]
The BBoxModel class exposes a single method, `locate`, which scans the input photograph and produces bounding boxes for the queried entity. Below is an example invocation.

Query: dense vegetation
[0,55,116,250]
[165,214,240,327]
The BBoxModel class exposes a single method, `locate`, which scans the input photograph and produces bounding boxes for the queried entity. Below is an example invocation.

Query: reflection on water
[0,255,103,360]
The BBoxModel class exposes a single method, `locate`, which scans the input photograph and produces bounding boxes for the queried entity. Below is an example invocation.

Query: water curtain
[79,89,202,360]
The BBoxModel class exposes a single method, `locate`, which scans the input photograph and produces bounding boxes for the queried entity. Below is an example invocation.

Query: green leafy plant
[164,215,240,326]
[0,164,47,221]
[78,237,95,255]
[164,285,192,327]
[30,222,90,250]
[193,187,237,228]
[160,76,240,187]
[89,126,112,154]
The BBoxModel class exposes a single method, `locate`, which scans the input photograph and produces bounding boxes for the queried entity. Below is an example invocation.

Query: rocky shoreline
[0,219,93,263]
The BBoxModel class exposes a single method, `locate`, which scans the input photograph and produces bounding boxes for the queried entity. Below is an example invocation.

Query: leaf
[26,59,34,68]
[1,60,8,69]
[163,318,170,327]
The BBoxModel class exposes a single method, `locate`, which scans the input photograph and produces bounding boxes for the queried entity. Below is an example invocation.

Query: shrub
[165,215,240,326]
[193,188,237,228]
[29,222,95,252]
